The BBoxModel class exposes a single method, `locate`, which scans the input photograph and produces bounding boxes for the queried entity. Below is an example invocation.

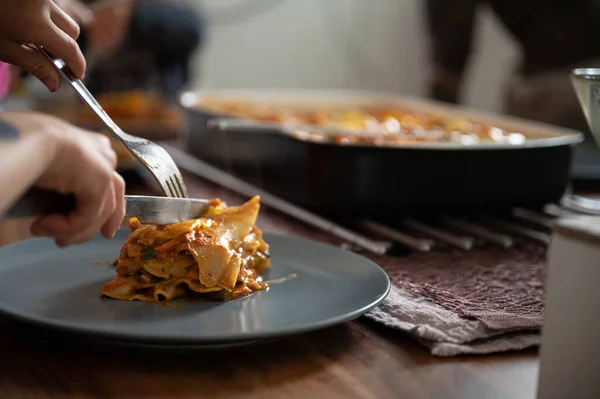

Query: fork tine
[170,175,187,198]
[157,182,170,197]
[169,175,186,198]
[168,176,179,198]
[174,174,188,198]
[165,178,178,198]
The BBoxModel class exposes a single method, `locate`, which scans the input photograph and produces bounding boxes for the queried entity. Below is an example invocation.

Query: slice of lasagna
[100,196,271,302]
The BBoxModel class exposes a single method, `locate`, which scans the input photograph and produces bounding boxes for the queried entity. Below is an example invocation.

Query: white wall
[187,0,518,113]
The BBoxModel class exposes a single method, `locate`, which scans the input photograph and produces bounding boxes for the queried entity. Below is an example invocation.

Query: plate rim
[0,232,391,344]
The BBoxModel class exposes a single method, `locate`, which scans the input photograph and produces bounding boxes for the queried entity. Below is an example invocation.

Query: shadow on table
[0,318,355,397]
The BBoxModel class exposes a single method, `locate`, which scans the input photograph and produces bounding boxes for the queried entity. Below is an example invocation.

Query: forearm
[128,1,204,59]
[425,0,479,103]
[0,120,57,214]
[429,67,464,104]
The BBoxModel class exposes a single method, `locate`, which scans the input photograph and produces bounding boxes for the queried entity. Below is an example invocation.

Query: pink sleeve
[0,62,11,100]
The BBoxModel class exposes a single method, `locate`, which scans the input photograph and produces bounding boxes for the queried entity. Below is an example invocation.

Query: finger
[58,1,94,26]
[50,2,81,40]
[0,42,61,92]
[95,134,118,168]
[81,131,118,163]
[30,211,98,247]
[32,209,99,247]
[31,177,118,245]
[30,213,70,238]
[59,185,114,247]
[61,164,120,246]
[32,181,107,246]
[101,172,126,239]
[41,23,86,79]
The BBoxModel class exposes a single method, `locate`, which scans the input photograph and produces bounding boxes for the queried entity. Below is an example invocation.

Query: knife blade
[3,188,210,225]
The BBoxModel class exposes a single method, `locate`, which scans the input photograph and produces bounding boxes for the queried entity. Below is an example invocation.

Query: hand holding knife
[4,189,209,225]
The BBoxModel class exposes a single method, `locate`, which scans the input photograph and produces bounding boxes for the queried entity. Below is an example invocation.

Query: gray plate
[0,231,390,345]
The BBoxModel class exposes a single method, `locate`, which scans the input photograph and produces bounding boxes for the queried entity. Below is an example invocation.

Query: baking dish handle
[207,118,358,139]
[207,118,287,134]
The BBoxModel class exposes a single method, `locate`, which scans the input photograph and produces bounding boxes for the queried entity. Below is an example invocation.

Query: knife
[3,188,210,225]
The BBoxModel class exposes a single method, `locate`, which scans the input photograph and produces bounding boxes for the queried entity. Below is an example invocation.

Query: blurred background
[6,0,516,112]
[189,0,514,112]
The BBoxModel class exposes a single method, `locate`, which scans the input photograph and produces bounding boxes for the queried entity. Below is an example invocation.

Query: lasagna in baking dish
[100,196,271,303]
[198,99,528,145]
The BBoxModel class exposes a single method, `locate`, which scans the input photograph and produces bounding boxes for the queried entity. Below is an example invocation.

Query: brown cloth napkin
[363,243,547,356]
[366,287,541,357]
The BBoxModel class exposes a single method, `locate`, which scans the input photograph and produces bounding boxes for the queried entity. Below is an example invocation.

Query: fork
[35,46,188,198]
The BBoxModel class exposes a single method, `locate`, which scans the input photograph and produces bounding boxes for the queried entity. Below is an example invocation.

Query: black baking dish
[178,89,583,217]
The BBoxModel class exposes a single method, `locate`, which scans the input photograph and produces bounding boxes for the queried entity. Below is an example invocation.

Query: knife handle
[3,188,76,218]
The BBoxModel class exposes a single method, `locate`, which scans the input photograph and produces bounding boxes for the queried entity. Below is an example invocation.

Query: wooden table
[0,173,540,399]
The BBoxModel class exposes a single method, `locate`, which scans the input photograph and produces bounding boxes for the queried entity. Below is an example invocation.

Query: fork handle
[36,45,124,139]
[4,188,76,218]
